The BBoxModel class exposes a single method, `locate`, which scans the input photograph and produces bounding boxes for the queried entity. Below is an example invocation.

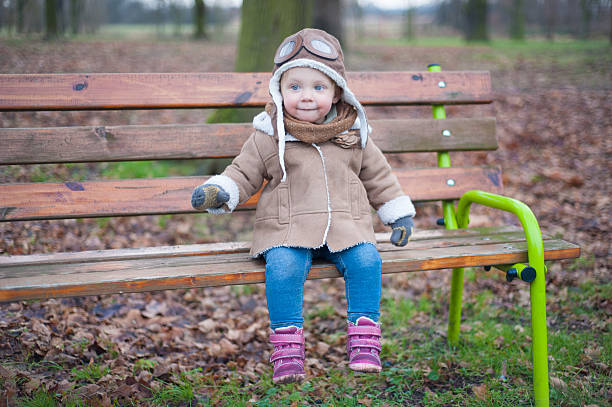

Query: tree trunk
[580,0,592,39]
[464,0,488,42]
[404,7,416,41]
[312,0,343,46]
[70,0,81,35]
[193,0,206,39]
[57,0,64,35]
[509,0,525,40]
[544,0,557,41]
[45,0,58,39]
[206,0,312,173]
[17,0,27,34]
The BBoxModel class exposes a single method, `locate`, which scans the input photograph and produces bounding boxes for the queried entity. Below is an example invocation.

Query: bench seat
[0,226,579,302]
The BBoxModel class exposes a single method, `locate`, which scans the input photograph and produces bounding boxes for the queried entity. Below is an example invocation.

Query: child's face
[280,67,340,124]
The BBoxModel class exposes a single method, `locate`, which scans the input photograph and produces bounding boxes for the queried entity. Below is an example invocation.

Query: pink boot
[269,326,306,384]
[346,317,382,373]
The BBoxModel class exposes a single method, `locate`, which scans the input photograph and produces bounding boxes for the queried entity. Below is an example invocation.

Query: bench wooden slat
[0,237,580,302]
[0,118,497,164]
[0,72,492,111]
[0,167,503,221]
[0,225,524,267]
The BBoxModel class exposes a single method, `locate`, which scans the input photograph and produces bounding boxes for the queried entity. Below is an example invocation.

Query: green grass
[71,362,111,384]
[17,390,58,407]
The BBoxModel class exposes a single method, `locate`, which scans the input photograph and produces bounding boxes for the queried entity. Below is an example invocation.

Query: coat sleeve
[203,132,267,214]
[359,138,416,224]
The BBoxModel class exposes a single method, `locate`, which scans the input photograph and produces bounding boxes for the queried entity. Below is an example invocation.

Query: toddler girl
[191,28,415,384]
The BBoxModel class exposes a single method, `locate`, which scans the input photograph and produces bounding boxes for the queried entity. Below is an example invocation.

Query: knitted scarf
[265,101,361,148]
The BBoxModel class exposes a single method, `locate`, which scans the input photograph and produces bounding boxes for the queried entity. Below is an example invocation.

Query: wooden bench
[0,68,579,406]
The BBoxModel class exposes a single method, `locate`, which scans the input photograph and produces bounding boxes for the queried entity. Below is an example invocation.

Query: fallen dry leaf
[472,383,488,401]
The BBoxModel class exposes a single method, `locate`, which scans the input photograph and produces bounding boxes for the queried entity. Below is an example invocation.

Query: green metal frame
[429,65,549,406]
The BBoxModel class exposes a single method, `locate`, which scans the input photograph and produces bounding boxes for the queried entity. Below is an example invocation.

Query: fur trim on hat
[269,58,369,182]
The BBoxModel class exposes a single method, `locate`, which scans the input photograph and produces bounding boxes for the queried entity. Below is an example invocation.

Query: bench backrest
[0,71,499,222]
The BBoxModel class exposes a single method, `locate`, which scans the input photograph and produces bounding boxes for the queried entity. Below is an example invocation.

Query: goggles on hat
[274,33,339,65]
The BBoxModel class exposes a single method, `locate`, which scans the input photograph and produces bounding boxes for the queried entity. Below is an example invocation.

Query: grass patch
[146,368,208,406]
[71,363,110,384]
[17,390,57,407]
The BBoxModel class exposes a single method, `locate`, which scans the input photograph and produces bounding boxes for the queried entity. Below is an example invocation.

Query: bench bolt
[442,129,451,137]
[446,179,456,186]
[438,81,446,88]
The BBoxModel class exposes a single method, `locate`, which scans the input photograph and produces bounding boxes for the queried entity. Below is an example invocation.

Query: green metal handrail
[456,189,549,406]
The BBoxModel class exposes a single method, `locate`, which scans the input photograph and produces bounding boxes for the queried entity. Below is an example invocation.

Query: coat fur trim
[377,195,416,225]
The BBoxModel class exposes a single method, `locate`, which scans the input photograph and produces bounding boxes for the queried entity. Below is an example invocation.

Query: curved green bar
[456,189,549,406]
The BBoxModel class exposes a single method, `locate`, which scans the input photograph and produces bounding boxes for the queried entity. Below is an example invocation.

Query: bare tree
[70,0,82,35]
[17,0,27,34]
[543,0,557,40]
[509,0,525,40]
[45,0,58,39]
[194,0,207,39]
[404,7,416,41]
[580,0,594,38]
[464,0,489,41]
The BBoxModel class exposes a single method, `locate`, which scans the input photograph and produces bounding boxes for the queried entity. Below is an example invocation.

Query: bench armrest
[456,190,544,271]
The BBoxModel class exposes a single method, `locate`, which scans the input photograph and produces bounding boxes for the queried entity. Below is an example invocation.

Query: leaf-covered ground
[0,37,610,406]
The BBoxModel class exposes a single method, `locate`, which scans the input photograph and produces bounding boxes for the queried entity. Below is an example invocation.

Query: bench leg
[531,264,549,406]
[447,267,464,346]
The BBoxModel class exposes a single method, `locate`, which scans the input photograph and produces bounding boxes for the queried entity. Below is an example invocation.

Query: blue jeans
[264,243,382,330]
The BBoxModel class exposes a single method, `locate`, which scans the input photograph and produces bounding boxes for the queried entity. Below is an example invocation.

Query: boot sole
[273,373,306,384]
[349,362,382,373]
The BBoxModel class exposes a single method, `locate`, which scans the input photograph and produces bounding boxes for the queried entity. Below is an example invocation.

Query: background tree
[580,0,594,38]
[170,1,182,37]
[57,0,65,35]
[404,7,416,41]
[464,0,489,41]
[312,0,343,45]
[508,0,525,40]
[45,0,58,39]
[544,0,557,40]
[70,0,82,35]
[193,0,206,39]
[17,0,27,34]
[155,0,166,37]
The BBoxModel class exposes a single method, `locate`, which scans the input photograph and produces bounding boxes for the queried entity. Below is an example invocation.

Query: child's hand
[390,216,414,247]
[191,184,230,210]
